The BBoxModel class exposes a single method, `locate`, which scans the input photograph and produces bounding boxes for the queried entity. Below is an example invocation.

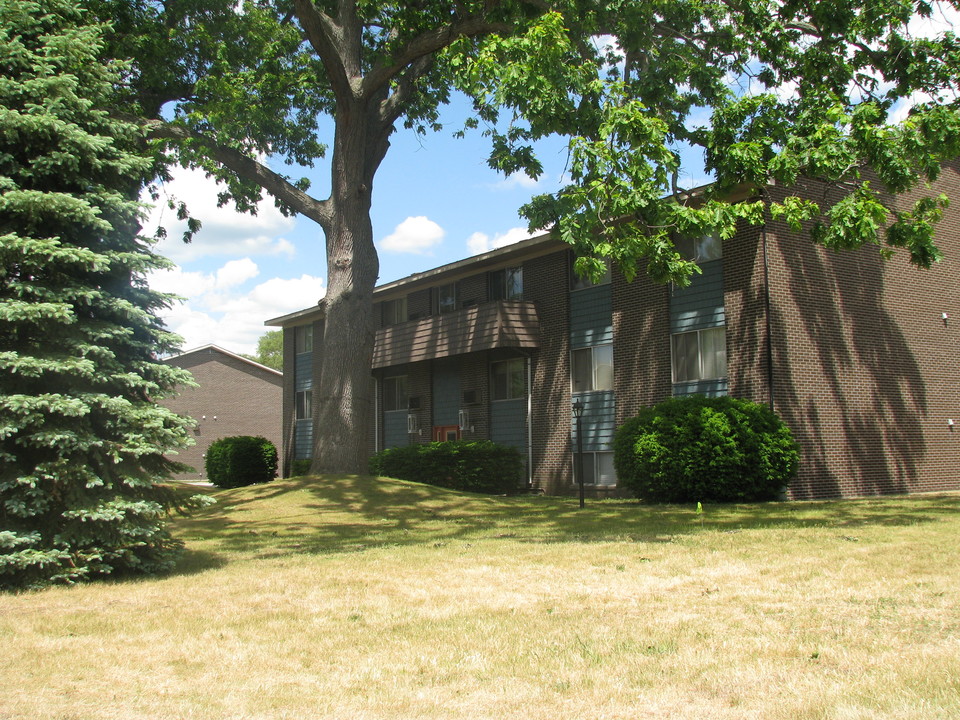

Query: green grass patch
[3,475,959,720]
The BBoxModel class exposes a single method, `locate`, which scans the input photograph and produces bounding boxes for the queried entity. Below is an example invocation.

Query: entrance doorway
[434,425,460,442]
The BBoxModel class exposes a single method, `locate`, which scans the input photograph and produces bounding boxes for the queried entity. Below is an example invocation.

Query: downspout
[374,374,380,453]
[526,355,533,488]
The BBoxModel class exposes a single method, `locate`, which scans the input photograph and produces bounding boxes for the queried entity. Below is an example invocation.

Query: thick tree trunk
[309,99,385,475]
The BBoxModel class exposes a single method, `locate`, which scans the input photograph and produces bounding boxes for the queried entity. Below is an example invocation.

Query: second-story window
[436,282,457,314]
[295,324,313,354]
[676,234,722,263]
[382,297,408,325]
[571,257,611,291]
[571,344,614,393]
[490,266,523,301]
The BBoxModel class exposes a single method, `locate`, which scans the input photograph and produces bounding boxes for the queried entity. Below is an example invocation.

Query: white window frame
[571,344,614,394]
[671,327,727,383]
[295,389,312,420]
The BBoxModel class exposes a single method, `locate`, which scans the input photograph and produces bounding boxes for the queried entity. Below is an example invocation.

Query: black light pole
[572,397,585,509]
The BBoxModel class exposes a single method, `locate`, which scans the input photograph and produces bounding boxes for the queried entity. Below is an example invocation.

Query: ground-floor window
[295,389,311,419]
[573,451,616,486]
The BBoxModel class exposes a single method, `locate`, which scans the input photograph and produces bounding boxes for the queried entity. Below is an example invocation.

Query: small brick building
[161,345,283,481]
[268,166,960,499]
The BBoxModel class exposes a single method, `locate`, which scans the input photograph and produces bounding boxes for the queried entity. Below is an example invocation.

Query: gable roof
[163,344,283,377]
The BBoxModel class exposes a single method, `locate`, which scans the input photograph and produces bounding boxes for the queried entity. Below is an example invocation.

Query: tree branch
[139,118,333,229]
[293,0,353,102]
[362,14,511,98]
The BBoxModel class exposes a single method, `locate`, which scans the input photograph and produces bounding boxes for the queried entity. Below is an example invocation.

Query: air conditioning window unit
[461,389,478,406]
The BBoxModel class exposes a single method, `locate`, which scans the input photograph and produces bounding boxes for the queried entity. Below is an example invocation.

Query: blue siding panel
[570,284,613,349]
[491,399,527,453]
[295,352,312,391]
[383,411,408,449]
[571,391,616,452]
[432,362,460,426]
[294,419,313,459]
[670,260,725,333]
[672,379,729,397]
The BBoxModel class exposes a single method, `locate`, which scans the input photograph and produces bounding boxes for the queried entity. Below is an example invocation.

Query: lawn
[2,475,959,719]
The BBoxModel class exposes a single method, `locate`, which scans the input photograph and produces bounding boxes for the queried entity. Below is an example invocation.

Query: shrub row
[369,440,524,494]
[613,395,799,503]
[205,436,278,488]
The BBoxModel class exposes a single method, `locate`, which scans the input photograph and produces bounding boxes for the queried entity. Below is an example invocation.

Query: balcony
[372,300,540,369]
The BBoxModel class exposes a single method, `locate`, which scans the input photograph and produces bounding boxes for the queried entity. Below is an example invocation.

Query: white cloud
[466,226,536,255]
[142,165,297,263]
[379,216,446,254]
[491,172,543,191]
[149,261,325,355]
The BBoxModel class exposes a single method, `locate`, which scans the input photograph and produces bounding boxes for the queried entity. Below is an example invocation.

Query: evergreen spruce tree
[0,0,204,590]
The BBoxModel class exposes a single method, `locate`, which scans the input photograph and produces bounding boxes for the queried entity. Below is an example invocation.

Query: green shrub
[290,458,312,477]
[613,396,799,503]
[369,441,524,494]
[205,436,278,489]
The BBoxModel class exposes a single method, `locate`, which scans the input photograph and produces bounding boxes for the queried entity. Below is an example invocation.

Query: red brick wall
[758,168,960,497]
[525,251,574,493]
[163,348,283,481]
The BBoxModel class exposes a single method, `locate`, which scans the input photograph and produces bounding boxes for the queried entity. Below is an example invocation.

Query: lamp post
[572,397,585,509]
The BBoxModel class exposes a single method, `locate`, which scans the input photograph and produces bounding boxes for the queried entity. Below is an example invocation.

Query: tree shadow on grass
[167,475,960,570]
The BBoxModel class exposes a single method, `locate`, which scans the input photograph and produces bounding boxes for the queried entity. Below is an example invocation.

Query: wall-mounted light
[201,415,206,420]
[949,418,955,431]
[213,415,218,421]
[942,312,949,326]
[407,412,420,435]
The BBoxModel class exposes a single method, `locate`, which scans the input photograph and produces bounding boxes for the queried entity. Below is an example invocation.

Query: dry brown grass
[2,475,959,719]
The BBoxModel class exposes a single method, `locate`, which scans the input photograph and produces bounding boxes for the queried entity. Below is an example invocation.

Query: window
[672,327,727,382]
[295,389,312,420]
[295,324,313,354]
[436,282,457,314]
[383,375,408,412]
[572,344,614,393]
[491,358,526,400]
[571,257,611,291]
[490,266,523,300]
[676,234,722,262]
[382,297,408,325]
[574,451,616,486]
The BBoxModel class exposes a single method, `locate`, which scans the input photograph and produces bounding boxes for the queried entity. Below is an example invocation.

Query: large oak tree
[97,0,960,474]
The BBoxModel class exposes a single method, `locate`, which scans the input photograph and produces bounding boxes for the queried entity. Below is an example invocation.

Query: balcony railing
[372,300,540,369]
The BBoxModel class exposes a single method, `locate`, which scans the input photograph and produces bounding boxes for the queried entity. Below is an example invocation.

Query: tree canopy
[0,0,206,589]
[92,0,960,473]
[245,330,284,371]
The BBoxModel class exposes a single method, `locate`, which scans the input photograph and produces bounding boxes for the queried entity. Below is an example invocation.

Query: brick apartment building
[161,345,283,481]
[267,166,960,499]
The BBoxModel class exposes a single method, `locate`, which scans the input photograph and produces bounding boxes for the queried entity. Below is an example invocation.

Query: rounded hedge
[613,396,799,503]
[205,435,278,489]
